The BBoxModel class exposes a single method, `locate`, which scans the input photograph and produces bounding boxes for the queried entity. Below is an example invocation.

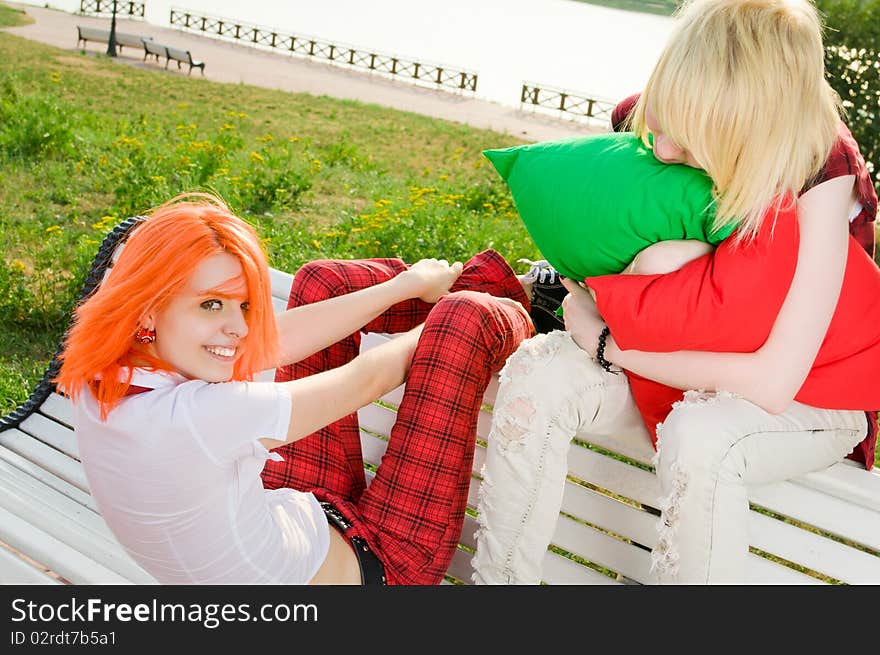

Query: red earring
[135,327,156,344]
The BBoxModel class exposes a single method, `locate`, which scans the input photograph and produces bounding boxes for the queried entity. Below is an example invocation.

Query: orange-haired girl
[56,192,534,584]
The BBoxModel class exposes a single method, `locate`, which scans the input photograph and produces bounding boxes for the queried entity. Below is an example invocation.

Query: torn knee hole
[493,396,536,447]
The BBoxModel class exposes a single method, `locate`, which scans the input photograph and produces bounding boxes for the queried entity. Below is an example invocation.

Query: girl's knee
[656,398,732,473]
[430,290,490,318]
[290,259,343,304]
[495,332,608,413]
[423,292,496,341]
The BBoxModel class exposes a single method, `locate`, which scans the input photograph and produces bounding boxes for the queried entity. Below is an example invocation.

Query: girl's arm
[259,324,423,449]
[568,175,856,414]
[273,259,461,368]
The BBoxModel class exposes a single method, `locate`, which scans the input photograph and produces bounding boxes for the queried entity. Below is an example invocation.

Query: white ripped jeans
[471,331,868,585]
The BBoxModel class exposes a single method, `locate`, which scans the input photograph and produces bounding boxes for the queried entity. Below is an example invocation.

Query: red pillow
[585,204,880,468]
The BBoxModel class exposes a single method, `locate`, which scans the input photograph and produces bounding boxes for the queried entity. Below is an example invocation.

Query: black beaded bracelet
[596,325,616,374]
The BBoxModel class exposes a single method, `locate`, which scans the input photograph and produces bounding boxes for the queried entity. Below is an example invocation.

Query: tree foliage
[816,0,879,194]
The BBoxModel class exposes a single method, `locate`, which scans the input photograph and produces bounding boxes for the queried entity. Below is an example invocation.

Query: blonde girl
[474,0,878,584]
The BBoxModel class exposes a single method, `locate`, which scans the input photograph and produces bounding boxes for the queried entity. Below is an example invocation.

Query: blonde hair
[56,193,279,419]
[631,0,841,241]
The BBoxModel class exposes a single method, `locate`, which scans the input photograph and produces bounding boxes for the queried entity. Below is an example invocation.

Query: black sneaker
[519,259,567,334]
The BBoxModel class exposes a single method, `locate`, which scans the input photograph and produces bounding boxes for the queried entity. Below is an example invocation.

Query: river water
[20,0,675,107]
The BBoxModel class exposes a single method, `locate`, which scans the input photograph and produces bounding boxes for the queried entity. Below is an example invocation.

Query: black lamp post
[106,0,118,57]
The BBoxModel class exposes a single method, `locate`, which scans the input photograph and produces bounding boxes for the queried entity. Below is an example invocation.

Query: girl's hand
[396,258,464,303]
[560,278,606,356]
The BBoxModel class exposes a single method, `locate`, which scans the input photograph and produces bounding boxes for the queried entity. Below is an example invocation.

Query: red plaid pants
[261,250,533,584]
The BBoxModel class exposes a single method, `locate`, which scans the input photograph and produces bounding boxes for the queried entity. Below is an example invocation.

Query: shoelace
[518,258,559,285]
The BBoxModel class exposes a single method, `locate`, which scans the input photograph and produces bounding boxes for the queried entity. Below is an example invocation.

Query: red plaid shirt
[611,93,878,469]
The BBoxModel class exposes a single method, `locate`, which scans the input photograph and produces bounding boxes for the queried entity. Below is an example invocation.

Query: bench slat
[745,552,825,584]
[0,441,95,511]
[580,432,657,468]
[748,510,880,584]
[0,460,156,584]
[0,543,62,584]
[18,412,80,459]
[797,461,880,513]
[568,443,659,507]
[550,513,654,583]
[0,428,89,493]
[38,392,74,428]
[270,268,294,303]
[0,505,132,585]
[271,296,288,314]
[541,549,622,585]
[751,480,880,552]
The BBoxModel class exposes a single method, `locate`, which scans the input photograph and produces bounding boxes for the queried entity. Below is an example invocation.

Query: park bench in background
[1,218,879,585]
[114,31,152,54]
[142,38,166,64]
[142,41,205,76]
[75,25,152,55]
[75,25,109,49]
[164,45,205,76]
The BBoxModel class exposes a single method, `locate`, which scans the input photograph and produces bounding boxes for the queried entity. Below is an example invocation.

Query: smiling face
[148,252,250,382]
[644,106,702,170]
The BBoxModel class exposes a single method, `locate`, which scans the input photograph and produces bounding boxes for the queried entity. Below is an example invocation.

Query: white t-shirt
[75,368,330,584]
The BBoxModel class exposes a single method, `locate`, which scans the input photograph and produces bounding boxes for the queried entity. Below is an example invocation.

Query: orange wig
[55,193,279,419]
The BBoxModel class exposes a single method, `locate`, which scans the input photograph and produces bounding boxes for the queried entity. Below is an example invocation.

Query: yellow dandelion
[311,240,322,248]
[249,151,265,163]
[45,225,62,233]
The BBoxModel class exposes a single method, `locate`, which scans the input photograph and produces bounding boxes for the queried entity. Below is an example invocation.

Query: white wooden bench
[1,220,879,585]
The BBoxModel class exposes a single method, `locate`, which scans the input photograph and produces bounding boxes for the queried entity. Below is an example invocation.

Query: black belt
[320,502,386,585]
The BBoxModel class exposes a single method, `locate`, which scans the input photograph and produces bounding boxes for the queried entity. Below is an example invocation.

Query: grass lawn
[0,2,33,27]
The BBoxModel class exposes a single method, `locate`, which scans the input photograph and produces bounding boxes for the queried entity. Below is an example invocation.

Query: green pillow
[484,131,735,280]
